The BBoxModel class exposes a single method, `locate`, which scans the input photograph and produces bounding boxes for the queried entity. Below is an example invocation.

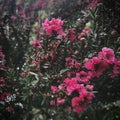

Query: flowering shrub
[16,16,120,119]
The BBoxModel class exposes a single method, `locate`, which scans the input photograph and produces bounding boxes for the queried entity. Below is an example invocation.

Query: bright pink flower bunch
[42,18,64,36]
[50,76,94,113]
[76,71,92,83]
[98,47,115,64]
[51,85,58,93]
[84,56,108,77]
[71,87,93,113]
[64,77,94,112]
[84,47,120,78]
[50,47,120,113]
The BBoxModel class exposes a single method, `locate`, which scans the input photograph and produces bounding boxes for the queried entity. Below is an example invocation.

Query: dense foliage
[0,0,120,120]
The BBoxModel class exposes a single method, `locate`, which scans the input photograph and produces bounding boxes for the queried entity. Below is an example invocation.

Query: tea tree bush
[0,0,120,120]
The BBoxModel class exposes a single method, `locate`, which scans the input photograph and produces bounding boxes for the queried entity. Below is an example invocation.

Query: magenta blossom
[110,59,120,78]
[76,71,92,83]
[56,97,65,106]
[42,18,64,36]
[98,47,115,64]
[64,78,80,94]
[20,72,26,78]
[72,97,85,113]
[51,86,58,93]
[71,88,94,113]
[84,57,108,77]
[64,78,86,94]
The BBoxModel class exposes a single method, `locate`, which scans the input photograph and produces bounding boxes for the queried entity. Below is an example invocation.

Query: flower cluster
[27,17,120,115]
[65,57,81,70]
[50,76,94,113]
[42,18,64,36]
[50,47,120,113]
[84,47,120,78]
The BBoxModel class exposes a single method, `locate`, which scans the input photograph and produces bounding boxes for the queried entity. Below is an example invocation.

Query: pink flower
[98,47,115,64]
[72,97,80,107]
[64,78,77,93]
[50,100,55,106]
[86,85,94,91]
[76,71,91,83]
[30,40,42,48]
[84,57,108,77]
[11,15,17,22]
[84,57,101,70]
[56,97,65,106]
[20,72,26,77]
[110,59,120,78]
[78,33,86,40]
[64,78,85,94]
[80,88,94,103]
[71,97,85,113]
[67,83,83,94]
[71,87,94,113]
[51,86,58,93]
[64,78,77,86]
[42,18,64,36]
